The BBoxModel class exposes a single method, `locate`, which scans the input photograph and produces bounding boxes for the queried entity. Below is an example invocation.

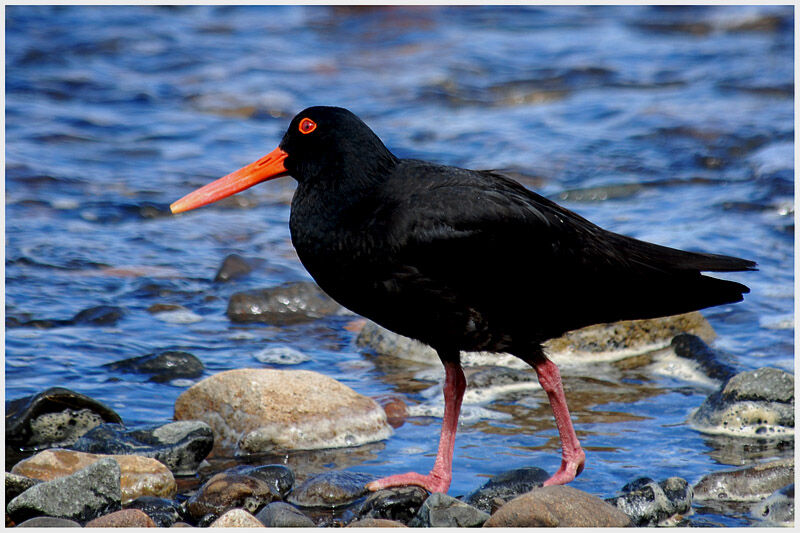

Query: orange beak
[170,146,289,214]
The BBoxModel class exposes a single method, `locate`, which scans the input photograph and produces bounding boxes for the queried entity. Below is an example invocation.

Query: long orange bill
[170,146,289,214]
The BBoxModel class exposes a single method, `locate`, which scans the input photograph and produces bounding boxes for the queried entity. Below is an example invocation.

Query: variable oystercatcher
[171,106,755,492]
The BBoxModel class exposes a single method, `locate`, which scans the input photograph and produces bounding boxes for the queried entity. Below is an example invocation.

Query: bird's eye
[298,118,317,135]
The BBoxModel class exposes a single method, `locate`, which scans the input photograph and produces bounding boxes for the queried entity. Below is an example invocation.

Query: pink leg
[533,358,585,486]
[366,359,466,494]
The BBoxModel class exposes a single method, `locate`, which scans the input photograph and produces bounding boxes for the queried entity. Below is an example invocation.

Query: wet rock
[11,448,176,503]
[72,305,125,326]
[752,483,794,525]
[484,485,632,527]
[671,334,737,382]
[357,486,428,523]
[227,281,342,324]
[689,367,794,437]
[86,508,156,527]
[124,496,183,527]
[374,395,408,428]
[357,312,714,366]
[255,501,315,527]
[152,308,203,324]
[693,458,794,502]
[214,253,263,282]
[463,466,549,513]
[15,516,82,527]
[6,387,122,456]
[7,457,121,523]
[606,476,692,526]
[229,464,294,499]
[70,421,213,475]
[253,345,311,365]
[408,492,489,527]
[103,351,204,383]
[5,473,40,505]
[209,508,264,527]
[184,472,279,523]
[174,369,392,453]
[287,471,374,508]
[347,518,407,527]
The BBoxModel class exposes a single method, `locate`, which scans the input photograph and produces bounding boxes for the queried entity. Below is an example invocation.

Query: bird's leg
[366,356,466,494]
[533,358,585,486]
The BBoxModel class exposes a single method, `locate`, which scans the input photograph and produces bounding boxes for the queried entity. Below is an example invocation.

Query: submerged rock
[693,458,794,502]
[408,492,489,527]
[357,486,428,523]
[7,457,122,524]
[671,334,738,382]
[174,369,392,453]
[70,421,213,475]
[752,483,794,525]
[227,281,342,324]
[256,501,316,527]
[463,466,549,513]
[5,387,122,459]
[606,476,692,526]
[356,312,714,366]
[287,471,374,508]
[689,367,794,437]
[185,471,279,523]
[214,253,263,282]
[104,351,204,383]
[11,448,176,504]
[484,485,633,527]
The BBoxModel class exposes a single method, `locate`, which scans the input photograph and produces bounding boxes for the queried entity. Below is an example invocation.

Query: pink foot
[543,449,586,486]
[366,471,450,493]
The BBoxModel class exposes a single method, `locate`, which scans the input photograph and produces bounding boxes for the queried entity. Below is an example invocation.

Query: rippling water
[5,5,794,526]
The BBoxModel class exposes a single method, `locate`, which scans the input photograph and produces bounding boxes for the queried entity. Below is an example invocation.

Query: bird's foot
[366,471,450,493]
[542,449,586,486]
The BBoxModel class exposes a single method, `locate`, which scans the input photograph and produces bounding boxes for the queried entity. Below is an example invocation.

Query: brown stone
[86,508,156,527]
[483,485,632,527]
[185,472,278,521]
[11,448,176,503]
[209,508,264,527]
[348,518,408,527]
[174,369,392,453]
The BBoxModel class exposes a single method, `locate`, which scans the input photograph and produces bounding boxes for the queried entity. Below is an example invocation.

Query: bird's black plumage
[286,106,755,360]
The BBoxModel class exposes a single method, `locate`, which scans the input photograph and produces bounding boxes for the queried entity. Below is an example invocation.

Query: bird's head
[170,106,396,214]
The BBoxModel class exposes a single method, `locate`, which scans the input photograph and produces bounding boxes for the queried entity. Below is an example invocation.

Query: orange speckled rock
[10,448,176,503]
[86,508,156,527]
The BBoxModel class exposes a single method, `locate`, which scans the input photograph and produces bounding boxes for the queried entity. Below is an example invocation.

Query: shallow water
[5,5,794,526]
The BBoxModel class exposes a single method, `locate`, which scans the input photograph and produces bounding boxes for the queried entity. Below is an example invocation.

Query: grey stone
[752,483,794,525]
[15,516,82,527]
[671,334,737,381]
[227,281,341,324]
[70,421,213,475]
[694,458,794,502]
[357,486,428,523]
[408,492,489,528]
[215,253,262,282]
[287,471,374,508]
[6,472,40,505]
[256,501,315,527]
[606,476,692,526]
[7,457,122,523]
[104,351,204,383]
[463,466,549,513]
[690,367,794,437]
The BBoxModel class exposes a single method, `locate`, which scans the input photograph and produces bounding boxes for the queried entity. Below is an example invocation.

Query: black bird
[171,106,755,492]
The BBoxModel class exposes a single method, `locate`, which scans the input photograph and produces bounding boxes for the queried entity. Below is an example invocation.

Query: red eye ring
[299,118,317,134]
